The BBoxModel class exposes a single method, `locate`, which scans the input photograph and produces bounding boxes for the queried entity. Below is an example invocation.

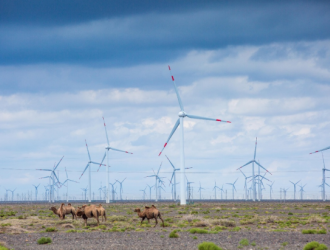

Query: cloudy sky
[1,0,330,201]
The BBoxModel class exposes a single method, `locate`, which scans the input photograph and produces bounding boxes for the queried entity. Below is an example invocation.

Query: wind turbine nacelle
[178,111,187,117]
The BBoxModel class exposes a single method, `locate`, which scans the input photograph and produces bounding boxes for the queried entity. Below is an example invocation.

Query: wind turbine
[237,138,271,201]
[8,189,16,201]
[239,169,252,201]
[267,181,274,200]
[289,180,300,200]
[81,186,88,201]
[79,140,105,202]
[166,155,192,202]
[299,184,306,200]
[147,184,154,200]
[198,182,204,200]
[140,187,147,200]
[146,162,163,202]
[32,184,40,201]
[185,175,194,202]
[158,66,231,205]
[37,156,63,202]
[226,179,238,200]
[115,178,126,200]
[62,167,78,202]
[98,117,133,204]
[109,182,117,201]
[213,181,221,200]
[282,188,289,201]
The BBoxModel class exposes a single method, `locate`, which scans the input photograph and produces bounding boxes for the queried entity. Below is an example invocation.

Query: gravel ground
[1,231,329,250]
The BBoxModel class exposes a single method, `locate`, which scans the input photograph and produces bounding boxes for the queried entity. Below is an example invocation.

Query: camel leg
[96,215,100,226]
[72,212,74,220]
[154,217,158,227]
[159,214,165,227]
[140,217,146,225]
[84,219,87,227]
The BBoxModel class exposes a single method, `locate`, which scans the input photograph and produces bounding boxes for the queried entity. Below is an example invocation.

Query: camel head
[134,208,141,213]
[49,207,57,213]
[76,206,85,217]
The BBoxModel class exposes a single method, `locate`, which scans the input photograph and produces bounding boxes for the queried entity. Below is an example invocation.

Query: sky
[1,0,330,201]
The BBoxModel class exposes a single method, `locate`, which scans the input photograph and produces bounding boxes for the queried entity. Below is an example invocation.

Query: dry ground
[0,202,329,249]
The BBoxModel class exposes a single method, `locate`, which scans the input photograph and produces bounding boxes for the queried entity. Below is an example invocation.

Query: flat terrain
[0,202,330,249]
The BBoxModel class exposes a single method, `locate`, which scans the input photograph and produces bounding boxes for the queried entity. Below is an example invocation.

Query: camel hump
[152,205,156,209]
[68,203,72,206]
[98,204,102,207]
[145,206,150,209]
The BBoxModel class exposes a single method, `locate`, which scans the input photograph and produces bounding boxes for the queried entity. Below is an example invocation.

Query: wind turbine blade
[168,65,184,111]
[79,163,90,179]
[110,147,133,154]
[65,167,68,179]
[170,172,175,184]
[234,178,238,185]
[165,155,176,170]
[186,114,231,123]
[53,156,64,171]
[122,178,126,183]
[310,146,330,154]
[237,160,254,170]
[325,183,330,188]
[39,176,50,179]
[85,140,92,161]
[103,117,110,146]
[254,161,272,175]
[37,169,52,171]
[159,118,180,156]
[253,137,257,160]
[90,161,105,165]
[97,152,107,172]
[157,162,162,175]
[239,169,247,177]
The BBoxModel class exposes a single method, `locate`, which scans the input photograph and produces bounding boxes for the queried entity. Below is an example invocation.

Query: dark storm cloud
[0,1,330,66]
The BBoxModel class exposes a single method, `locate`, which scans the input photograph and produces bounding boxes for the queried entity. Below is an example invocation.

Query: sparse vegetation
[198,241,223,250]
[303,241,328,250]
[169,229,179,238]
[37,237,52,244]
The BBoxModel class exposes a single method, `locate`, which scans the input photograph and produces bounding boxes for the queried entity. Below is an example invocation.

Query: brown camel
[49,203,77,220]
[96,204,107,222]
[49,203,66,220]
[134,205,164,227]
[76,204,100,227]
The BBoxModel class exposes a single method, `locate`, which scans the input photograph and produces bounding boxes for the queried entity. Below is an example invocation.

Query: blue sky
[1,0,330,200]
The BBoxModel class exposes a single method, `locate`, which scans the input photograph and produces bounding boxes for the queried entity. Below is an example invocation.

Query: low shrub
[239,238,249,246]
[65,229,77,233]
[108,215,126,222]
[302,229,327,234]
[189,228,209,234]
[198,241,223,250]
[98,225,106,230]
[303,241,328,250]
[45,227,56,232]
[169,230,179,238]
[0,223,11,227]
[37,237,52,245]
[0,243,9,250]
[308,215,326,223]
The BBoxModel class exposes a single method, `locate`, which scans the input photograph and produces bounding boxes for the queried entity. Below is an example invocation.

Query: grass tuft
[198,241,223,250]
[169,230,179,238]
[37,237,52,245]
[303,241,328,250]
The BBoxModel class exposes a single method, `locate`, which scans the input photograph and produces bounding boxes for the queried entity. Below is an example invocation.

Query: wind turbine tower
[289,180,300,200]
[158,66,231,205]
[226,179,238,200]
[32,184,40,201]
[115,178,126,200]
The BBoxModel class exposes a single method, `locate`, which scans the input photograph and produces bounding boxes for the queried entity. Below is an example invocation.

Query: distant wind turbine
[32,184,40,201]
[226,179,238,200]
[289,180,300,200]
[158,66,231,205]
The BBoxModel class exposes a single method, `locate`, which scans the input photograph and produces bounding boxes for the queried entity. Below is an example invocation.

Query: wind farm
[1,1,330,247]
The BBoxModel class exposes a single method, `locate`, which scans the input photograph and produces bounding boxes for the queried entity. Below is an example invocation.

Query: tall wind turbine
[80,140,105,202]
[115,178,126,200]
[226,179,238,200]
[158,66,231,205]
[98,117,133,204]
[239,169,252,201]
[289,180,300,200]
[237,138,271,201]
[32,184,40,201]
[37,156,63,202]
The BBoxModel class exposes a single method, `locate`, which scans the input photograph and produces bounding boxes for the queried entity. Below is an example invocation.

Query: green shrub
[239,238,249,246]
[37,237,52,245]
[1,223,11,227]
[288,212,293,215]
[303,241,328,250]
[98,225,106,230]
[198,242,223,250]
[169,230,179,238]
[66,229,77,233]
[45,227,56,232]
[189,228,209,234]
[302,229,327,234]
[0,243,9,250]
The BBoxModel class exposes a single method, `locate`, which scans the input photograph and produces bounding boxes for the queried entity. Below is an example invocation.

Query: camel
[49,203,66,220]
[96,204,107,222]
[134,205,164,227]
[76,204,100,227]
[49,203,77,220]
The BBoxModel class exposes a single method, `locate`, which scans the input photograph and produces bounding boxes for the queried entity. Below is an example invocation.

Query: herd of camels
[49,203,165,227]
